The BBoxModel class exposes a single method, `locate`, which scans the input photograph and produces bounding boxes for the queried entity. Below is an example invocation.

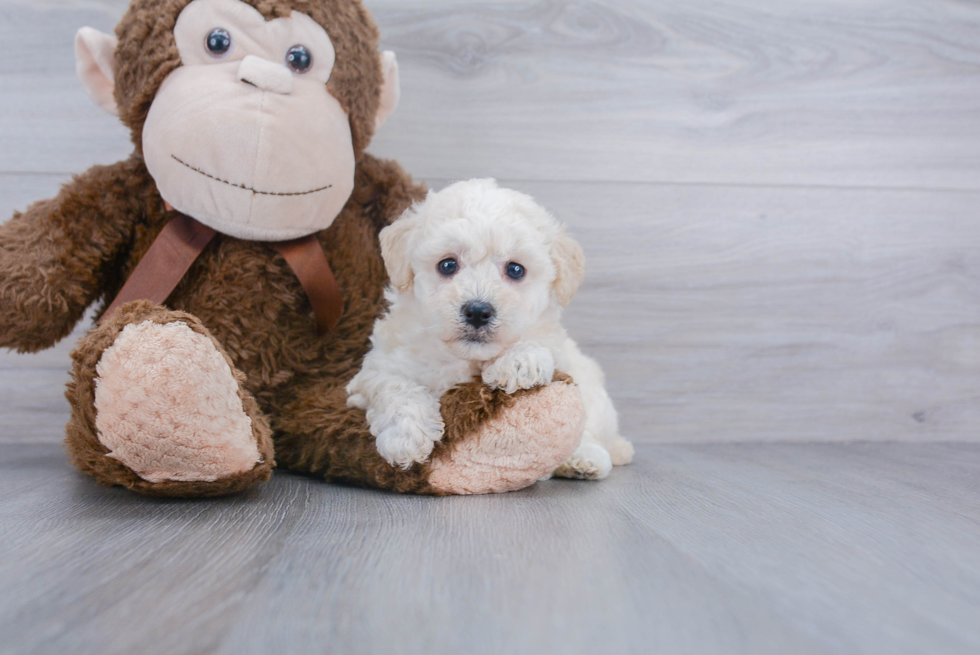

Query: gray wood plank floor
[2,0,980,653]
[1,442,979,655]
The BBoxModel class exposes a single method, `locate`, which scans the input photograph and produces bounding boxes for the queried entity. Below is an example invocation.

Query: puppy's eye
[286,45,312,73]
[205,28,232,57]
[438,258,459,277]
[505,262,526,281]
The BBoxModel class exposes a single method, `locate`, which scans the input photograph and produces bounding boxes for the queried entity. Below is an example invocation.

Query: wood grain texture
[540,181,980,443]
[1,442,978,655]
[2,0,979,188]
[372,0,980,189]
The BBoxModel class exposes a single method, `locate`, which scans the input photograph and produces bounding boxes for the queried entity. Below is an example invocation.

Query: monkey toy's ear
[75,27,118,116]
[375,51,400,130]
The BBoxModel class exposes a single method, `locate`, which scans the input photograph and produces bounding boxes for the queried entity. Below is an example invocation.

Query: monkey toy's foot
[65,301,274,497]
[423,373,585,495]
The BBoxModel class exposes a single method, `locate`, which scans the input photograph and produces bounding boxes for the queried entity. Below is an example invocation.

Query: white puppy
[346,179,634,479]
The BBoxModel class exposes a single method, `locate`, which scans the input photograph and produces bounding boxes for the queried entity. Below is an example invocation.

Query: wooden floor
[1,442,979,655]
[2,0,980,653]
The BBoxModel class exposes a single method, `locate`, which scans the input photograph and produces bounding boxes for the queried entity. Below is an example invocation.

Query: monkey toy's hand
[0,158,145,353]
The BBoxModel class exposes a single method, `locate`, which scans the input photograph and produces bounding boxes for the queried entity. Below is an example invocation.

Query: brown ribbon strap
[101,211,344,335]
[100,212,216,324]
[273,236,344,335]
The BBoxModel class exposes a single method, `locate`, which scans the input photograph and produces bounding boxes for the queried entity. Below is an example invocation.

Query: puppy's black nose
[462,301,495,328]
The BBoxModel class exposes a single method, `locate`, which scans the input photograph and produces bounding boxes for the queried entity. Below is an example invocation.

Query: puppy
[346,179,634,479]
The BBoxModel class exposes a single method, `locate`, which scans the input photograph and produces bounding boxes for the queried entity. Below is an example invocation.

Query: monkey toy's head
[75,0,399,241]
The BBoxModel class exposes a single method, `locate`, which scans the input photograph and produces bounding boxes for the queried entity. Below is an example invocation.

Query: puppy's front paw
[373,412,445,470]
[345,374,368,410]
[553,442,613,481]
[482,343,555,394]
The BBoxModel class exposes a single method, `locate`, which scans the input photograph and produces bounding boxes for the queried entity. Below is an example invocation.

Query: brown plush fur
[0,0,583,496]
[52,151,429,494]
[0,156,148,353]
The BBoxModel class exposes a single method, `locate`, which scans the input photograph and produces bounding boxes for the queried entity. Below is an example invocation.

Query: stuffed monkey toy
[0,0,585,496]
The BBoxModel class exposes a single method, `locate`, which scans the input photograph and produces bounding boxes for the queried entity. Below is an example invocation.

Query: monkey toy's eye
[505,262,526,281]
[205,28,232,57]
[286,45,312,73]
[438,258,459,277]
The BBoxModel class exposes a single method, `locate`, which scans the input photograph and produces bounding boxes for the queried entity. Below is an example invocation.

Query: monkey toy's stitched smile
[171,155,333,197]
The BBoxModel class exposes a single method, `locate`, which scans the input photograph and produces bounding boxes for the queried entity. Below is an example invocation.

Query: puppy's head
[380,179,585,360]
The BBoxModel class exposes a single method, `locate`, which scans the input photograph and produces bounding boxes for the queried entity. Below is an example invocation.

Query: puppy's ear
[380,213,416,292]
[551,227,586,306]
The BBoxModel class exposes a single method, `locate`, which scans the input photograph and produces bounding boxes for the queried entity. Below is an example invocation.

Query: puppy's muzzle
[462,301,495,329]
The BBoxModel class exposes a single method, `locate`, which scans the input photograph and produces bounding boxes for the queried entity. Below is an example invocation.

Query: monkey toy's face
[143,0,352,240]
[76,0,398,241]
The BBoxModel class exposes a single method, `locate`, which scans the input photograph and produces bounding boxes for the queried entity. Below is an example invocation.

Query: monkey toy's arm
[0,156,147,353]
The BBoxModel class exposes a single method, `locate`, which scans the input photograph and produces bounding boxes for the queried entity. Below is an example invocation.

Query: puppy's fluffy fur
[347,179,634,479]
